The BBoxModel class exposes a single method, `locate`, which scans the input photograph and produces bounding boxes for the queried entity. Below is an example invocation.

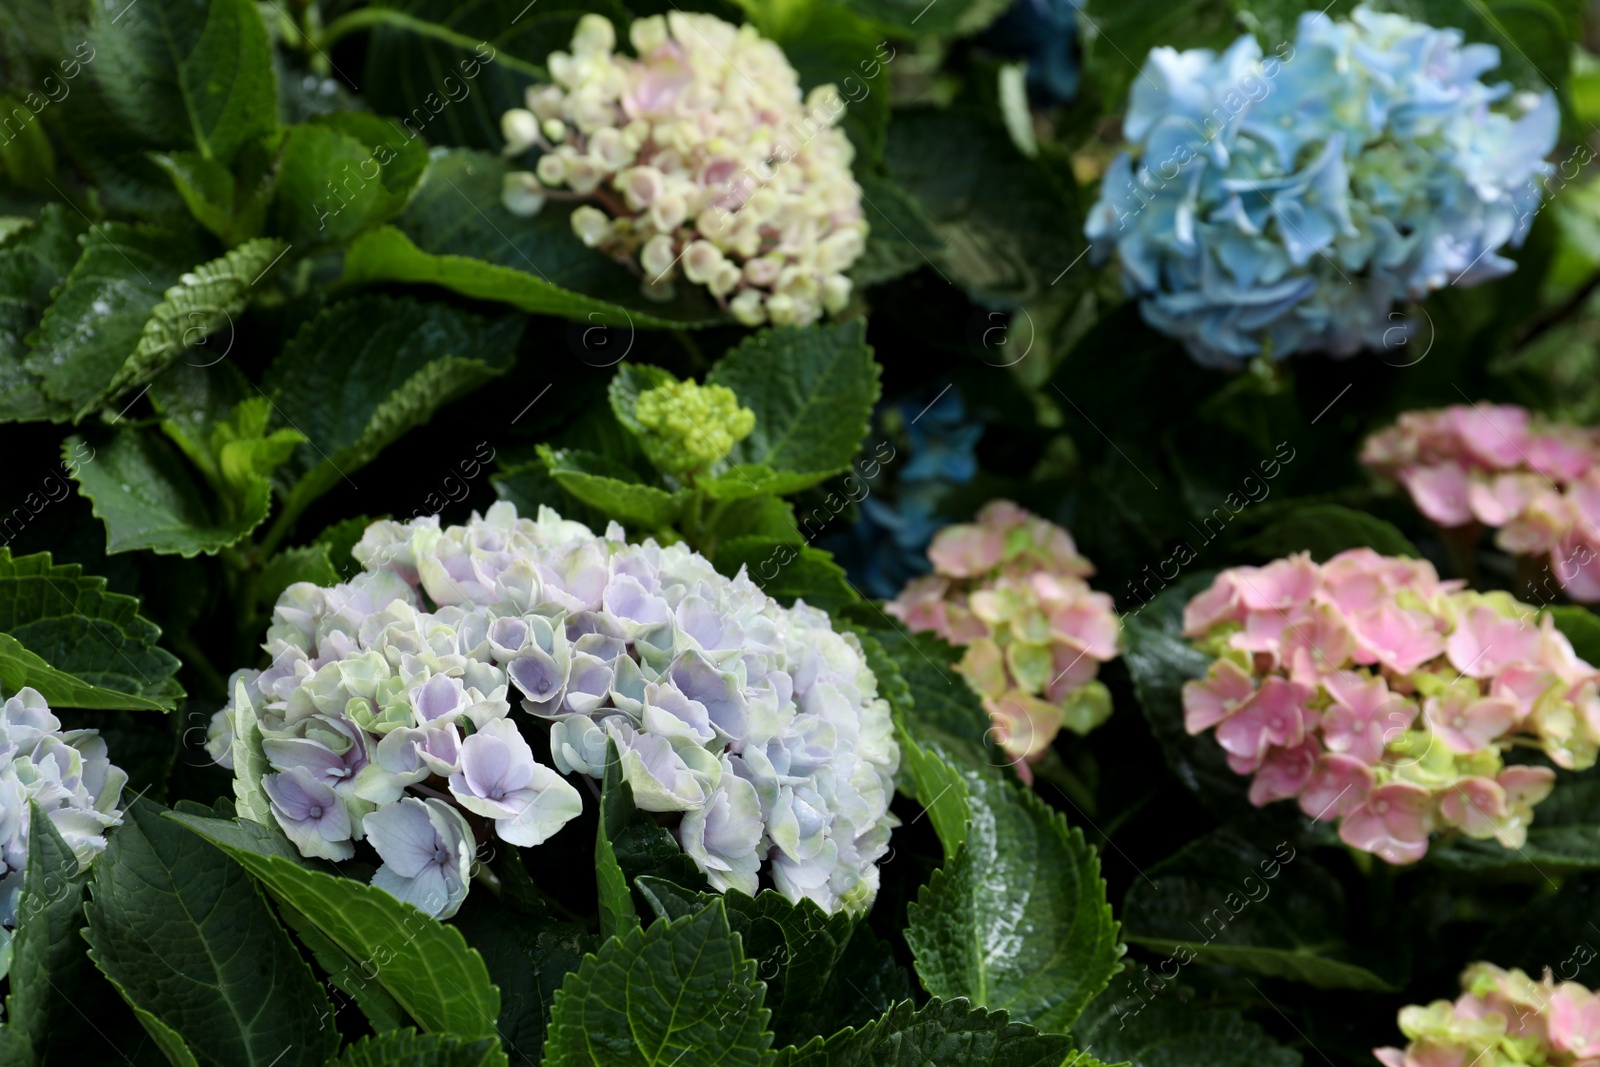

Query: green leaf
[257,544,338,612]
[151,359,251,467]
[905,769,1123,1034]
[89,0,277,165]
[773,998,1090,1067]
[1121,574,1256,816]
[0,632,170,711]
[25,223,207,417]
[708,321,881,490]
[340,150,723,326]
[635,878,857,1045]
[68,427,271,556]
[266,295,523,518]
[885,106,1084,307]
[1072,991,1303,1067]
[82,800,337,1067]
[1243,504,1419,562]
[838,0,1011,36]
[596,737,709,940]
[361,0,622,149]
[0,94,56,193]
[539,446,687,530]
[326,1030,506,1067]
[103,237,289,410]
[607,363,678,436]
[894,725,973,864]
[765,2,892,163]
[170,813,503,1039]
[545,900,773,1067]
[150,151,241,241]
[0,205,85,422]
[713,536,859,614]
[270,113,428,247]
[0,547,182,709]
[1120,829,1398,991]
[277,902,410,1033]
[850,172,945,290]
[492,461,609,531]
[314,515,380,581]
[704,495,805,546]
[861,624,1000,775]
[0,805,94,1064]
[1547,605,1600,664]
[453,891,596,1065]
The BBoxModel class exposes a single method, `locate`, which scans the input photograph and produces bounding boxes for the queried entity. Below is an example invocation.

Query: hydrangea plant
[499,12,868,324]
[1182,549,1598,863]
[887,501,1120,776]
[1376,962,1600,1067]
[1363,403,1600,600]
[211,502,898,916]
[1085,5,1558,367]
[0,688,126,929]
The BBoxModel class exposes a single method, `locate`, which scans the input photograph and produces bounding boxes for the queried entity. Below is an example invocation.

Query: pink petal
[1468,472,1542,526]
[1436,776,1507,836]
[1233,555,1319,613]
[1450,403,1531,468]
[1214,677,1313,761]
[1497,764,1556,808]
[1183,575,1242,635]
[1298,752,1373,820]
[1425,693,1517,753]
[1248,738,1321,806]
[1400,463,1473,526]
[1349,603,1445,674]
[1446,604,1542,677]
[1182,659,1256,734]
[1338,782,1434,864]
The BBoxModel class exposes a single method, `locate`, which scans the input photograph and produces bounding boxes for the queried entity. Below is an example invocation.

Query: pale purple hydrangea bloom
[214,501,899,915]
[364,797,475,918]
[0,688,126,930]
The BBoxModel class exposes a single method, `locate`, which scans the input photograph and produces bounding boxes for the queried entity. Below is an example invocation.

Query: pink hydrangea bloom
[1183,549,1597,864]
[1377,964,1600,1067]
[887,501,1119,777]
[1363,404,1600,602]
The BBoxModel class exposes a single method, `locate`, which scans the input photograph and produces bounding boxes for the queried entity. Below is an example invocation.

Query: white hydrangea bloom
[0,687,126,927]
[215,502,899,915]
[499,12,868,326]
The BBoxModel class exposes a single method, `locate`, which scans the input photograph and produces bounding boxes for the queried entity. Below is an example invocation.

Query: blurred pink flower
[888,501,1119,770]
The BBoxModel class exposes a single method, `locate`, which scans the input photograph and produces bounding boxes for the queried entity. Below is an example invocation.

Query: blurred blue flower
[1084,5,1558,369]
[825,388,984,599]
[983,0,1084,106]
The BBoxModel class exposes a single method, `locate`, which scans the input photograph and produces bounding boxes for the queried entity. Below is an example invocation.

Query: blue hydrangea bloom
[825,389,984,599]
[1084,5,1558,369]
[983,0,1083,106]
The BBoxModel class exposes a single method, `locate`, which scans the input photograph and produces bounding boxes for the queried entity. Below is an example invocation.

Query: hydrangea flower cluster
[633,378,755,476]
[1362,404,1600,601]
[210,503,898,917]
[887,501,1119,776]
[499,12,868,326]
[1375,963,1600,1067]
[1084,5,1558,368]
[1181,549,1600,864]
[0,688,126,928]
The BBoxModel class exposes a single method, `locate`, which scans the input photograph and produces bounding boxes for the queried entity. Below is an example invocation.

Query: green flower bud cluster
[634,378,755,476]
